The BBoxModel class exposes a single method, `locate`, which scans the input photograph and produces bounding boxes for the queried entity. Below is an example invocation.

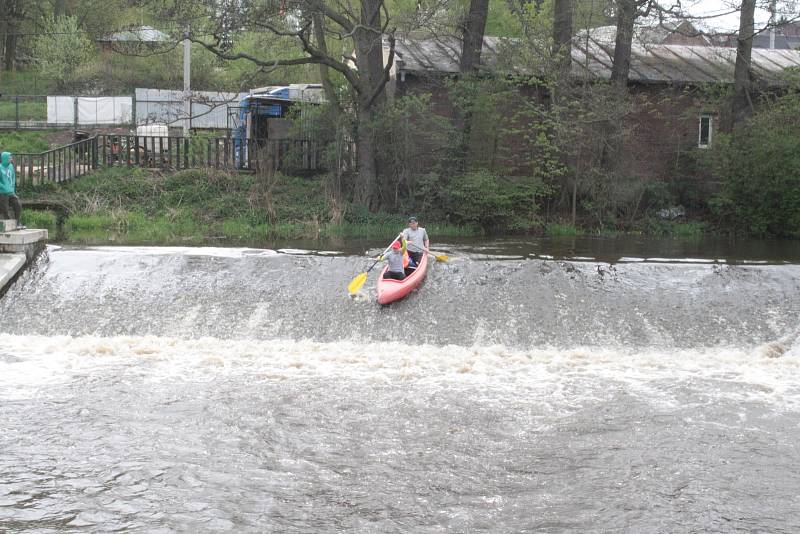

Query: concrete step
[0,253,26,292]
[0,228,48,260]
[0,219,18,232]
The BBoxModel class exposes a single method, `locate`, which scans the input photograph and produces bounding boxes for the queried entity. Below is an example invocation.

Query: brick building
[386,31,800,191]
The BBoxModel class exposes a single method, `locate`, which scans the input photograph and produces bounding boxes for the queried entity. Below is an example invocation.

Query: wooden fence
[15,137,98,187]
[96,135,322,172]
[14,135,323,187]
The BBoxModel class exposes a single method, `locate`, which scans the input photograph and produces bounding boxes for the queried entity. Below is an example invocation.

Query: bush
[446,169,550,233]
[710,91,800,237]
[20,210,57,234]
[546,223,578,236]
[31,16,97,91]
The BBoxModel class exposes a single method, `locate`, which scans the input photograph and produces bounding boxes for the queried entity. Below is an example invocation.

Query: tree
[2,0,25,71]
[460,0,490,73]
[552,0,572,70]
[711,87,800,236]
[729,0,757,129]
[175,0,397,207]
[610,0,638,93]
[31,15,96,90]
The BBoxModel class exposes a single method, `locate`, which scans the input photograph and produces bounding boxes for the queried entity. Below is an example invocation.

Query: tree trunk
[605,0,637,170]
[610,0,636,94]
[3,0,21,72]
[460,0,490,73]
[355,106,378,206]
[4,34,16,71]
[312,13,341,114]
[729,0,756,130]
[354,0,387,108]
[352,0,387,206]
[453,0,490,174]
[553,0,573,70]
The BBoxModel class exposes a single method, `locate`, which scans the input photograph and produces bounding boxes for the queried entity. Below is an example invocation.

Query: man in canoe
[402,216,429,267]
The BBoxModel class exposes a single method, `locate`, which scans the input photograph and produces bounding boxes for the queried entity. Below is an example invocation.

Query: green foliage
[31,16,97,91]
[674,222,707,238]
[0,100,47,122]
[21,165,482,245]
[20,210,57,234]
[643,218,707,238]
[0,70,57,94]
[371,95,454,208]
[545,222,578,236]
[446,170,550,233]
[0,131,50,153]
[710,91,800,237]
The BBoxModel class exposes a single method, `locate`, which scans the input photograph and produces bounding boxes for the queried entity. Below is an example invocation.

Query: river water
[2,237,800,532]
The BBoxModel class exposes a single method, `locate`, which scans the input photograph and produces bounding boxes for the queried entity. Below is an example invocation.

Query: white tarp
[46,96,75,125]
[77,97,132,125]
[47,96,133,125]
[135,88,245,129]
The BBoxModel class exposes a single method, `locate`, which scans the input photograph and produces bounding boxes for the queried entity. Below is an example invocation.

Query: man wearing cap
[402,216,429,267]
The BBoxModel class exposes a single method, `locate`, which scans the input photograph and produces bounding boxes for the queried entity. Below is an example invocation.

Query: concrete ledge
[0,228,48,262]
[0,253,26,292]
[0,228,48,245]
[0,219,18,232]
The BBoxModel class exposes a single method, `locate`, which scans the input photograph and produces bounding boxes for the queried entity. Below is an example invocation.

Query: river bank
[19,168,477,246]
[16,167,770,247]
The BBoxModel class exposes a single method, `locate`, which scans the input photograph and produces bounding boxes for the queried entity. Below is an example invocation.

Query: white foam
[84,246,279,258]
[645,257,717,264]
[2,333,799,409]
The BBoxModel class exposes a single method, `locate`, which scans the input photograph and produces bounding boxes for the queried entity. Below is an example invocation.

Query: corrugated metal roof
[576,21,712,46]
[394,35,800,85]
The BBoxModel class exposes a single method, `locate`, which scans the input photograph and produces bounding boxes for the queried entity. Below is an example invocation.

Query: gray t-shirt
[402,227,428,253]
[385,249,405,273]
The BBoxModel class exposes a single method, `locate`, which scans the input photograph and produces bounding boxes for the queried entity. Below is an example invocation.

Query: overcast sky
[681,0,795,33]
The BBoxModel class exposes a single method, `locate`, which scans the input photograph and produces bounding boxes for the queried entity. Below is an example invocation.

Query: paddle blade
[433,253,448,262]
[348,272,368,295]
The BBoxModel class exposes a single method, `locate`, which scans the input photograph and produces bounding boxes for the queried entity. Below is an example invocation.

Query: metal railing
[96,135,322,172]
[15,137,99,187]
[14,135,323,187]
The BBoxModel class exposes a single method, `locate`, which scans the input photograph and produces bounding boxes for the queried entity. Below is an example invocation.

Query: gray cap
[408,216,417,222]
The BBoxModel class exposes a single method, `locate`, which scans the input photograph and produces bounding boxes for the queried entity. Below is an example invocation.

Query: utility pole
[183,23,191,136]
[769,0,777,49]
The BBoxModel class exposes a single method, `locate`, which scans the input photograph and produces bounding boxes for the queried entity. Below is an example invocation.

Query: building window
[698,114,713,148]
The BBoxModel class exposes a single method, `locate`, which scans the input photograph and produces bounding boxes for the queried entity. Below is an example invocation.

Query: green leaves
[711,91,800,237]
[446,169,551,232]
[31,15,97,91]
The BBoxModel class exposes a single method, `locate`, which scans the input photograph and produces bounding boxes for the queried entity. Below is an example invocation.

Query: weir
[0,220,48,294]
[2,245,800,532]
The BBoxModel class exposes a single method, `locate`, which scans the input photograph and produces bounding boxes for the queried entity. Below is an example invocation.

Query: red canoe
[377,252,429,305]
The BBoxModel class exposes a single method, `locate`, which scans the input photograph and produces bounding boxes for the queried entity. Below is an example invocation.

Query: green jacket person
[0,152,23,228]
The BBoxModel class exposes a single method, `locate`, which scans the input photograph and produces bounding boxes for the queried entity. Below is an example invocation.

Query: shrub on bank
[710,90,800,237]
[20,210,57,234]
[545,223,578,237]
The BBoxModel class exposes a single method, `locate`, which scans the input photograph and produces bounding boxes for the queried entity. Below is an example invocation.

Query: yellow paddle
[348,234,403,296]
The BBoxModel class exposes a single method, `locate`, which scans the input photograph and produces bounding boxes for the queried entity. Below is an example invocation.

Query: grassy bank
[544,220,709,239]
[0,100,47,122]
[17,166,720,246]
[20,168,479,246]
[0,131,52,153]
